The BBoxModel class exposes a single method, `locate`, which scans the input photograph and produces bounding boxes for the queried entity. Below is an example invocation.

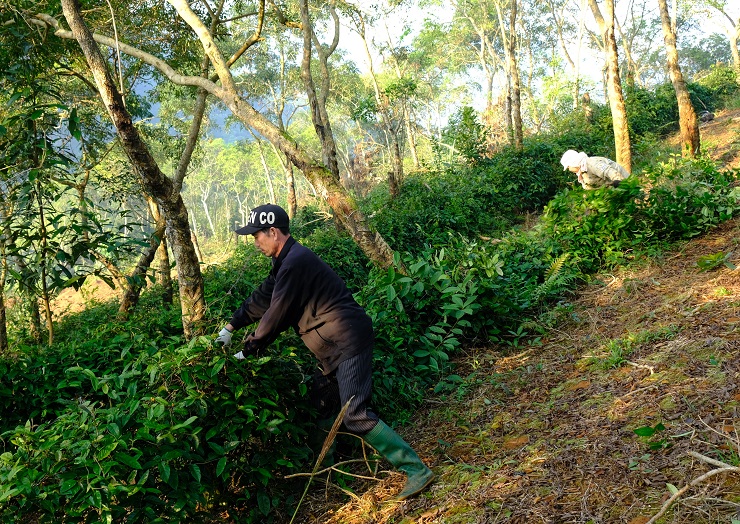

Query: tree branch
[31,13,219,94]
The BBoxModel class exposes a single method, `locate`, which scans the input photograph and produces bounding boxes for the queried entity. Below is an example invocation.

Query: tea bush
[366,137,576,253]
[540,157,740,272]
[1,329,313,523]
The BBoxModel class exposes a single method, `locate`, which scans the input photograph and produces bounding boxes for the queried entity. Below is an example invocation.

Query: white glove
[233,351,246,360]
[215,327,233,347]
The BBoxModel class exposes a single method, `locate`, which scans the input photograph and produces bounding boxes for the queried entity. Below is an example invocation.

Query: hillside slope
[295,217,738,524]
[293,115,740,524]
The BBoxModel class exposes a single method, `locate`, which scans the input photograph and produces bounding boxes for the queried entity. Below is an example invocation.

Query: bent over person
[215,204,435,501]
[560,149,630,190]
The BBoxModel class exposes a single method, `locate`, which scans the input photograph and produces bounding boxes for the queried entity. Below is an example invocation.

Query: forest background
[1,0,739,522]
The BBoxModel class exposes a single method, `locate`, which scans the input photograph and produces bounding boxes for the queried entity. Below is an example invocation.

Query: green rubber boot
[363,420,435,501]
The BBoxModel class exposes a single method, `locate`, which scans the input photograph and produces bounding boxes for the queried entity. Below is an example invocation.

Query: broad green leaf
[114,452,142,470]
[158,462,171,482]
[216,457,227,477]
[633,426,656,437]
[190,464,202,483]
[96,441,118,460]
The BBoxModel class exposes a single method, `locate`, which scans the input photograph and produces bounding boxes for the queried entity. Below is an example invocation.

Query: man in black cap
[215,203,434,501]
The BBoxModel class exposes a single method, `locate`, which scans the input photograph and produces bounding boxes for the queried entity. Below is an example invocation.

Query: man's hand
[215,327,233,347]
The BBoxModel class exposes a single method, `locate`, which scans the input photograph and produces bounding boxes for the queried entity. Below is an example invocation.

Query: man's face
[253,228,280,257]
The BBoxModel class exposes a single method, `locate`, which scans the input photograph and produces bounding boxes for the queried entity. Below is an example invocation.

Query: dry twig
[289,397,353,524]
[645,451,740,524]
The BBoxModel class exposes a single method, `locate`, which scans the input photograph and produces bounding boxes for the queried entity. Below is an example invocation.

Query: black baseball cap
[235,204,290,235]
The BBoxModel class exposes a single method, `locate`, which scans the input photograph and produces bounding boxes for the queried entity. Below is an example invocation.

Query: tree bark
[0,257,7,354]
[657,0,699,157]
[495,0,523,149]
[353,12,404,198]
[286,156,297,219]
[150,200,173,304]
[508,0,523,149]
[118,212,166,317]
[299,0,341,180]
[589,0,632,173]
[60,0,206,338]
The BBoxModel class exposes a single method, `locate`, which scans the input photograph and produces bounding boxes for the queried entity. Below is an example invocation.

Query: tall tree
[33,0,395,268]
[658,0,700,157]
[59,0,206,337]
[588,0,632,173]
[495,0,524,149]
[708,1,739,71]
[349,7,408,198]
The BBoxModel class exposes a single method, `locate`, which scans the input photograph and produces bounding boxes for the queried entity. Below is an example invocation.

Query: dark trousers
[310,350,379,435]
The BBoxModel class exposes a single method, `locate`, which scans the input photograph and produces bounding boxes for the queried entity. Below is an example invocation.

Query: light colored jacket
[579,157,630,190]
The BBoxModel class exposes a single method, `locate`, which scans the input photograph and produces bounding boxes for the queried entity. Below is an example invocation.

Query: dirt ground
[695,108,740,169]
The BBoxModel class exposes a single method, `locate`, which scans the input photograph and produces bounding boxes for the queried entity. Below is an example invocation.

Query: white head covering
[560,150,589,172]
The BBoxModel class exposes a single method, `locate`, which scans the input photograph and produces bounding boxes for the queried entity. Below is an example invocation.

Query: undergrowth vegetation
[2,76,740,523]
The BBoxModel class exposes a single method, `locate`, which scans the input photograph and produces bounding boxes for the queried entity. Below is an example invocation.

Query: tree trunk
[191,229,204,263]
[299,0,341,180]
[657,0,699,157]
[495,0,522,149]
[286,157,297,219]
[717,10,740,71]
[150,200,173,305]
[254,137,276,203]
[0,260,7,354]
[118,213,166,317]
[354,13,404,199]
[589,0,632,173]
[508,0,523,150]
[201,188,216,237]
[61,0,205,338]
[35,176,53,345]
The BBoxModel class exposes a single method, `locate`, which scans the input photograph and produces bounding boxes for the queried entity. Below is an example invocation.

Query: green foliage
[437,106,486,163]
[367,138,573,253]
[365,172,515,252]
[695,251,736,271]
[358,248,484,419]
[633,422,671,450]
[622,81,726,139]
[540,158,740,272]
[0,314,312,523]
[694,64,738,100]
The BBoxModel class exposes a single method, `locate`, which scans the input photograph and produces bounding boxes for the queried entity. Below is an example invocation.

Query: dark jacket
[229,237,373,373]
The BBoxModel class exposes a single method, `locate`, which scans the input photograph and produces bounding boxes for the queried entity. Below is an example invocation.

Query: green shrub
[540,157,740,273]
[365,138,576,253]
[436,106,487,163]
[364,173,516,252]
[359,246,485,419]
[0,333,312,523]
[638,157,740,240]
[694,64,738,100]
